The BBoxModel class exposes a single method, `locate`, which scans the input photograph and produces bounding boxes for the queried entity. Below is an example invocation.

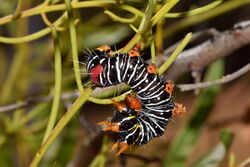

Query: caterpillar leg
[111,99,126,113]
[125,94,141,111]
[165,80,174,96]
[111,141,130,157]
[97,120,120,132]
[172,103,186,117]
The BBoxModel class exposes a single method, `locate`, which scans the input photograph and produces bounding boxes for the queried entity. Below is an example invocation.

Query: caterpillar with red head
[86,45,185,156]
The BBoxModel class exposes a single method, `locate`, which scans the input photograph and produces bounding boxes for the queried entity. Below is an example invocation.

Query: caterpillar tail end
[172,103,186,117]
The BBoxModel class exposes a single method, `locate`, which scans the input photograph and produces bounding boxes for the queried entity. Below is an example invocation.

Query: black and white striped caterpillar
[86,45,184,156]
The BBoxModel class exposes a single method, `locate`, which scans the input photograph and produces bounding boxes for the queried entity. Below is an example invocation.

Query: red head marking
[90,64,103,84]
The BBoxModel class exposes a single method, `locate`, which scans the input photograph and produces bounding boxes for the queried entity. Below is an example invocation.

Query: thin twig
[0,92,79,113]
[177,63,250,91]
[238,157,250,167]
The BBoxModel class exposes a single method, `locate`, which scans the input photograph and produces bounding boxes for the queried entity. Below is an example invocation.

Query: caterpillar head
[86,45,112,85]
[86,50,107,85]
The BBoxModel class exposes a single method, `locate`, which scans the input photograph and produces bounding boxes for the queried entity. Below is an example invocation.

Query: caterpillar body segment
[87,45,179,156]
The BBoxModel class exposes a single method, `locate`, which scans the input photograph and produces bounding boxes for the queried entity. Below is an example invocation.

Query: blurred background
[0,0,250,167]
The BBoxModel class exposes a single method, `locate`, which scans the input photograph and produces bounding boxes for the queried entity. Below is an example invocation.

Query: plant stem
[0,1,117,26]
[42,28,62,144]
[158,32,192,75]
[164,0,250,37]
[0,14,67,44]
[165,0,222,18]
[104,10,138,23]
[150,41,156,64]
[29,88,92,167]
[151,0,179,26]
[65,0,83,93]
[121,0,178,52]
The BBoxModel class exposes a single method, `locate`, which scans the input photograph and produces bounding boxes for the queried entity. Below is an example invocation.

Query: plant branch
[177,63,250,91]
[162,20,250,80]
[42,28,62,143]
[65,0,84,93]
[165,0,222,18]
[158,32,192,75]
[164,0,250,38]
[29,88,92,167]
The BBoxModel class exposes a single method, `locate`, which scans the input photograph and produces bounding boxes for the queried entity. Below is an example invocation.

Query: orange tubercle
[147,64,157,74]
[128,50,140,57]
[125,94,141,111]
[133,43,143,52]
[165,80,174,95]
[97,120,120,132]
[96,45,111,52]
[172,103,186,117]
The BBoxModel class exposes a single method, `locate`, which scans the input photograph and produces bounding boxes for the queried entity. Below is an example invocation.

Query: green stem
[165,0,222,18]
[0,20,29,104]
[164,0,250,37]
[121,0,179,53]
[88,90,131,104]
[42,28,62,144]
[121,0,156,52]
[29,88,92,167]
[155,3,165,55]
[11,0,23,20]
[151,0,179,26]
[150,41,156,64]
[0,14,67,44]
[119,5,144,17]
[138,0,156,33]
[65,0,83,93]
[0,1,116,26]
[158,32,192,75]
[89,137,109,167]
[104,10,137,23]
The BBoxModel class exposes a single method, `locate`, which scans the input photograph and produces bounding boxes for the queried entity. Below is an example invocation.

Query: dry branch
[177,63,250,91]
[163,20,250,80]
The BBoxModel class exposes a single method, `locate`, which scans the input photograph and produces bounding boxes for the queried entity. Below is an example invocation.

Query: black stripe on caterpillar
[86,45,180,156]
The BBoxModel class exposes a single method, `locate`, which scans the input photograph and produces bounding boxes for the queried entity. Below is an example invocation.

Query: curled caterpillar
[86,45,185,156]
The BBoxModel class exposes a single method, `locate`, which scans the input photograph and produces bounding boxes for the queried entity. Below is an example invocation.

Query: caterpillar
[86,45,185,156]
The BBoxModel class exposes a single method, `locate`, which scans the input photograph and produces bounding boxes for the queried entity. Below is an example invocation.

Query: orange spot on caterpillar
[97,121,120,133]
[128,50,140,57]
[125,94,141,111]
[172,103,186,117]
[96,45,111,52]
[147,64,157,74]
[165,80,174,95]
